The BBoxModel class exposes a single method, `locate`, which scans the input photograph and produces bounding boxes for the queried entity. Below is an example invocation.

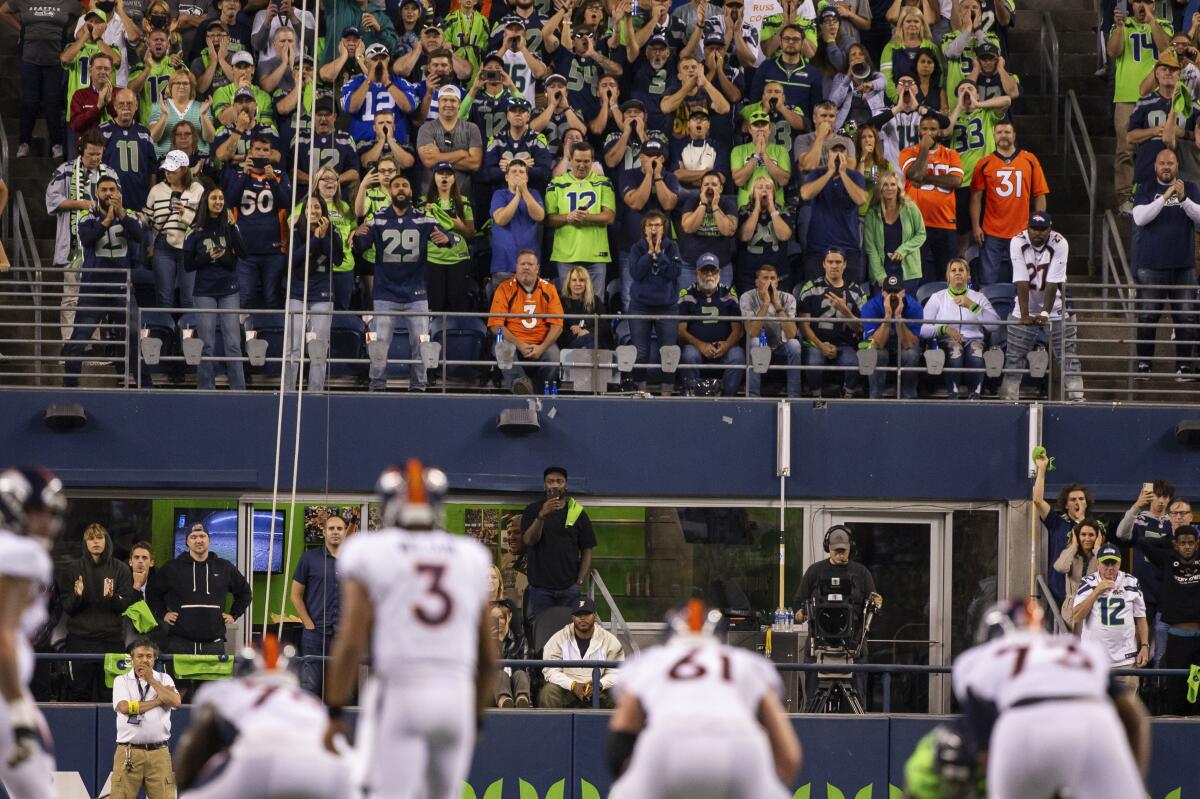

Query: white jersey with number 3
[953,632,1112,711]
[339,528,492,681]
[618,639,783,726]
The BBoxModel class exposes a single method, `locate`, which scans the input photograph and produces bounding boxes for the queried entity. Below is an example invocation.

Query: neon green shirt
[424,197,474,265]
[1114,18,1173,103]
[951,106,999,187]
[295,201,356,273]
[131,59,174,126]
[212,83,275,126]
[730,142,792,208]
[66,43,106,122]
[941,30,1001,101]
[545,172,616,263]
[443,9,490,78]
[740,102,806,149]
[759,13,817,51]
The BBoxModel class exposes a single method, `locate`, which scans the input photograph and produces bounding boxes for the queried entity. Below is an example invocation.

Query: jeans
[555,262,607,299]
[152,237,194,309]
[1134,267,1197,370]
[627,302,678,387]
[237,253,287,311]
[62,292,143,387]
[299,628,334,698]
[19,60,65,149]
[939,337,985,396]
[526,584,581,620]
[194,293,246,390]
[920,227,958,285]
[284,299,333,392]
[680,343,747,396]
[371,299,429,390]
[332,270,355,311]
[748,338,804,397]
[1001,315,1084,400]
[979,235,1013,287]
[496,340,560,391]
[804,342,861,395]
[868,344,921,398]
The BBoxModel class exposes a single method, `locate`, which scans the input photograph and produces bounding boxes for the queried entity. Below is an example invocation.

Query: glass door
[809,510,945,712]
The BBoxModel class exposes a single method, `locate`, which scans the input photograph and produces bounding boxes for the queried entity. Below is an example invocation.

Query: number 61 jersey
[338,527,492,680]
[952,631,1114,713]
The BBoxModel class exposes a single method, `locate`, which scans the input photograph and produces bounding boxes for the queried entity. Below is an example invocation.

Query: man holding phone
[521,466,596,621]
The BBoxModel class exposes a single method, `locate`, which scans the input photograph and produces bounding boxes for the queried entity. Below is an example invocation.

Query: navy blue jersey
[78,211,144,291]
[211,123,282,165]
[288,226,344,304]
[99,122,158,213]
[480,130,553,191]
[1126,511,1173,604]
[551,48,602,120]
[354,206,441,304]
[183,223,244,298]
[296,131,361,186]
[1131,178,1200,271]
[488,14,549,57]
[668,137,732,187]
[1128,94,1197,187]
[629,57,679,124]
[678,284,740,343]
[617,170,680,250]
[468,89,518,144]
[221,169,293,255]
[750,58,822,121]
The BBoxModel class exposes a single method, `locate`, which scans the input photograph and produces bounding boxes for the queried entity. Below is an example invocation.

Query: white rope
[264,0,323,636]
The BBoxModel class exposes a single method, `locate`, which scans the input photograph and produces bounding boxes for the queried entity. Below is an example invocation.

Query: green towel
[122,600,158,634]
[1188,665,1200,705]
[565,498,585,529]
[1031,446,1056,471]
[104,653,133,689]
[172,654,235,681]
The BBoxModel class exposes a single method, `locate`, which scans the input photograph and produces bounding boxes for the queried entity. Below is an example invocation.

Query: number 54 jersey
[952,631,1114,712]
[339,528,492,681]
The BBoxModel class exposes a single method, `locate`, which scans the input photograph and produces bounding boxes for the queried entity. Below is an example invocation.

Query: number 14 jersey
[339,528,491,681]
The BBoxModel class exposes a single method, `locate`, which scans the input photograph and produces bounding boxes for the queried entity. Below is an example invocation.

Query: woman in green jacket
[864,172,926,293]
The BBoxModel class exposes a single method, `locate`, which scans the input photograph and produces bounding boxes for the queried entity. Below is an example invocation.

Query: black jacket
[59,529,135,641]
[147,550,252,643]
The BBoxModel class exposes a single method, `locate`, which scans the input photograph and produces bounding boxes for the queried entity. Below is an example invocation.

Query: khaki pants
[110,744,175,799]
[59,265,79,342]
[537,682,615,709]
[1114,102,1136,205]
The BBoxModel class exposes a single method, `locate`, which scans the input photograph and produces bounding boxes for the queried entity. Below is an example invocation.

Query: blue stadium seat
[140,311,177,381]
[431,316,486,383]
[916,281,948,306]
[329,314,366,380]
[983,283,1017,349]
[366,317,411,380]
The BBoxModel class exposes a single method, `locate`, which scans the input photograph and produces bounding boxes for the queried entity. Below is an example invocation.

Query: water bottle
[495,331,503,346]
[551,381,559,396]
[543,381,551,395]
[773,607,785,632]
[785,607,794,633]
[758,328,768,349]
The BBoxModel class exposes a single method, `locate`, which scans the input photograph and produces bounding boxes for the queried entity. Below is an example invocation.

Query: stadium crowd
[13,0,1171,397]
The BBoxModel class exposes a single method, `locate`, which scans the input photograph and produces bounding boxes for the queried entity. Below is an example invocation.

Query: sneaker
[515,694,531,708]
[16,143,29,158]
[511,376,533,394]
[1136,362,1152,379]
[1118,200,1133,217]
[968,389,982,400]
[498,695,514,708]
[1178,365,1197,381]
[50,144,63,160]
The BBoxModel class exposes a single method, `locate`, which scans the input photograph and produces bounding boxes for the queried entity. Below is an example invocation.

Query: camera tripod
[804,648,867,714]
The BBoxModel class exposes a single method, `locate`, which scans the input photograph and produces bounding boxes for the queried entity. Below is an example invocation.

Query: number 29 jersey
[339,528,492,682]
[617,639,783,727]
[952,631,1113,712]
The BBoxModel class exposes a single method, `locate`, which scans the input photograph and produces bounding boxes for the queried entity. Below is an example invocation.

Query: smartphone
[250,156,269,169]
[1117,0,1128,14]
[1143,482,1154,494]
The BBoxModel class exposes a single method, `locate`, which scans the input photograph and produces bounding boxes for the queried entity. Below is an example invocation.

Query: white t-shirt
[339,528,492,681]
[953,631,1112,711]
[617,638,781,728]
[1076,571,1146,667]
[0,529,53,686]
[113,669,176,744]
[1008,230,1068,320]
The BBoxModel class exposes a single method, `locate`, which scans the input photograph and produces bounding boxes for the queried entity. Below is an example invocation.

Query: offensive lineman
[324,461,495,799]
[952,598,1150,799]
[174,636,352,799]
[607,599,802,799]
[0,467,67,799]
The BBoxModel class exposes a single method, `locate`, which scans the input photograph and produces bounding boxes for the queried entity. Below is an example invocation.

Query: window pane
[951,510,1000,660]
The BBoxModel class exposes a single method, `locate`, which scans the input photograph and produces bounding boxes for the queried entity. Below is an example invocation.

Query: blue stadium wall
[1,390,1198,501]
[19,705,1199,799]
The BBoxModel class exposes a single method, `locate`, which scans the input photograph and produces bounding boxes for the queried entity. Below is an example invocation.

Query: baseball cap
[545,72,567,86]
[696,253,721,272]
[342,25,362,38]
[620,98,646,113]
[688,107,710,118]
[976,42,999,57]
[230,50,255,66]
[827,134,854,151]
[1156,50,1182,70]
[400,0,423,6]
[572,597,596,615]
[818,5,839,18]
[748,109,771,125]
[364,42,390,59]
[827,528,852,551]
[704,33,725,46]
[506,95,532,111]
[544,465,568,479]
[882,274,903,293]
[423,17,445,31]
[504,17,527,29]
[1028,211,1053,229]
[315,97,336,114]
[482,50,505,66]
[161,149,190,173]
[86,7,108,21]
[234,87,256,101]
[1097,543,1122,563]
[437,84,462,100]
[640,139,665,157]
[432,161,456,174]
[647,34,670,47]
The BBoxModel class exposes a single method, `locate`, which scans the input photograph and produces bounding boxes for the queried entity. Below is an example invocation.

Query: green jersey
[951,106,999,187]
[730,142,792,208]
[423,197,474,265]
[443,9,490,78]
[212,83,275,126]
[941,30,1001,101]
[759,13,817,51]
[1114,18,1173,103]
[739,102,806,149]
[66,44,105,122]
[545,172,616,263]
[294,201,356,273]
[131,59,174,126]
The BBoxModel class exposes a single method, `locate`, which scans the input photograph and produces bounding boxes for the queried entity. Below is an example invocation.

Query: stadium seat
[431,315,486,384]
[983,283,1017,349]
[247,314,286,378]
[917,281,948,306]
[366,317,411,381]
[329,314,366,381]
[531,606,575,654]
[140,311,178,384]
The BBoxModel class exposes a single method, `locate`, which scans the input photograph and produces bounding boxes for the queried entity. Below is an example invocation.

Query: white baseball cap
[161,149,190,172]
[437,84,462,100]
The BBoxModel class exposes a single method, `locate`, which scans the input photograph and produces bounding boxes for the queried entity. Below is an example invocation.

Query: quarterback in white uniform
[608,600,802,799]
[175,636,352,799]
[325,461,495,799]
[952,599,1150,799]
[1072,543,1150,688]
[0,467,66,799]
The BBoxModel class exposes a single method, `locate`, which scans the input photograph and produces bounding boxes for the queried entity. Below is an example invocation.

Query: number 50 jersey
[339,528,492,681]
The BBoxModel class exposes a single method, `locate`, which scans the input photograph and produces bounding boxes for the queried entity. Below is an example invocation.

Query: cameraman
[792,527,883,702]
[520,466,596,621]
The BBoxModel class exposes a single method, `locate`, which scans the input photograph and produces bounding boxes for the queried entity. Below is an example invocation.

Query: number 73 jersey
[952,631,1114,712]
[338,528,492,681]
[617,640,784,726]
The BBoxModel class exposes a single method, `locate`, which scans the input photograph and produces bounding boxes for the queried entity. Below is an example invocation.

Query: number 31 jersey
[617,640,783,727]
[952,632,1113,712]
[339,528,492,682]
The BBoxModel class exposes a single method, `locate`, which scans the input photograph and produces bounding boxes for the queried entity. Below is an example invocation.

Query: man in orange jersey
[488,249,564,393]
[969,120,1050,285]
[900,114,964,285]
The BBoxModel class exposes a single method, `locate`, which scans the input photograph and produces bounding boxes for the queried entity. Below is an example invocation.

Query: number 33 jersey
[617,640,783,727]
[952,632,1113,712]
[339,528,492,681]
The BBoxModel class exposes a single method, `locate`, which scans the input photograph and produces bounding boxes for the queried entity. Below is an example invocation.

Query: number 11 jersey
[339,527,492,681]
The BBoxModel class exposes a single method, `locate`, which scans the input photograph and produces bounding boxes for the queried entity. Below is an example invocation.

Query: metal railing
[1039,11,1061,149]
[0,112,10,248]
[1035,574,1069,635]
[587,569,640,656]
[1063,90,1098,267]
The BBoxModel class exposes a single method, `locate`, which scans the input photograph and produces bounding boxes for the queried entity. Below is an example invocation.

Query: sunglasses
[573,31,594,38]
